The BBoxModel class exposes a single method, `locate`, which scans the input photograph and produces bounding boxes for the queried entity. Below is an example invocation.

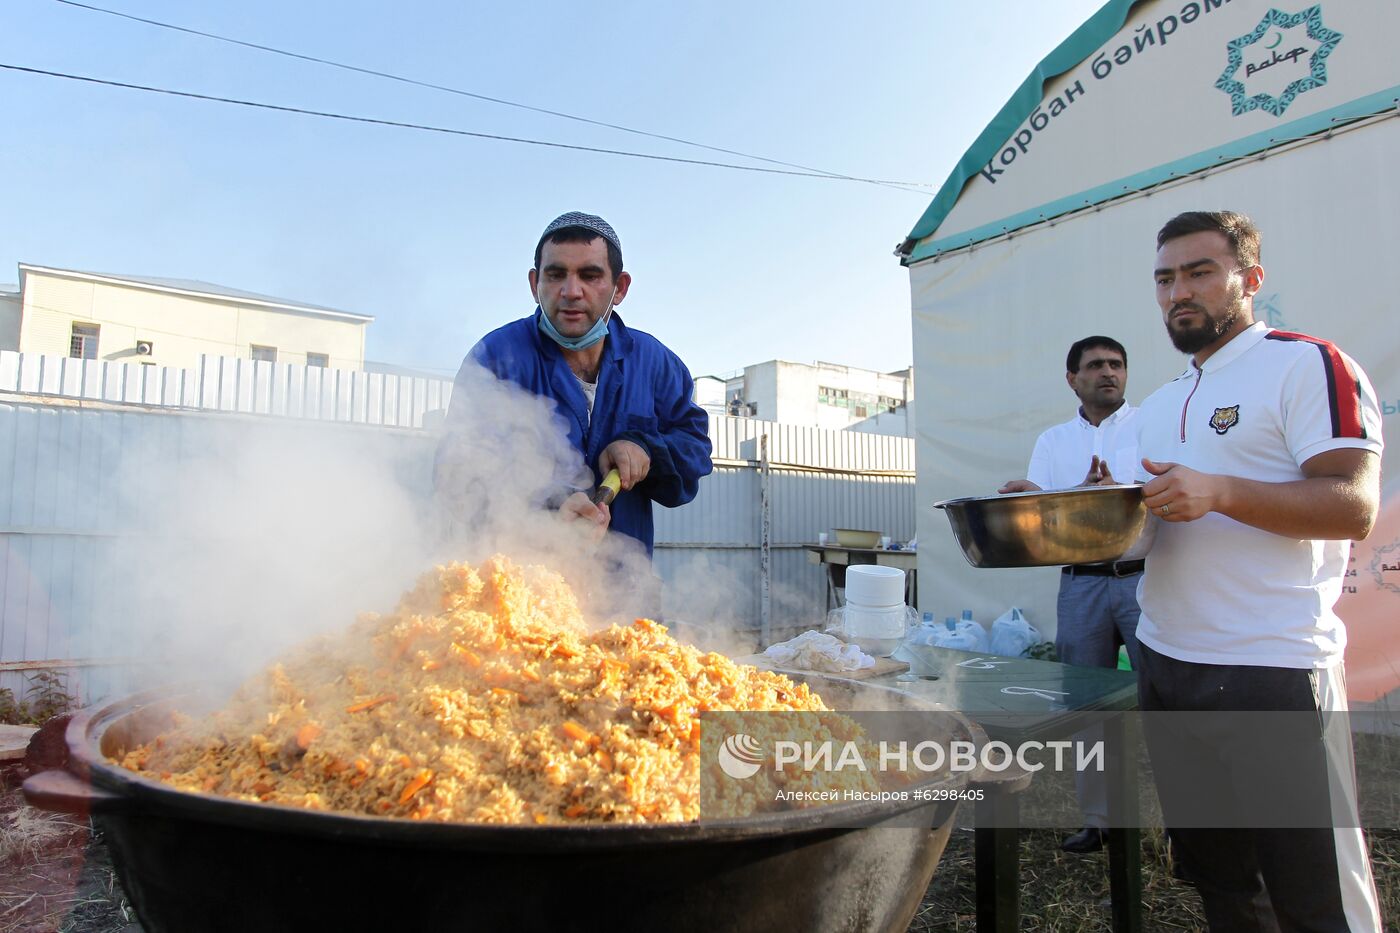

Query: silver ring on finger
[1159,504,1170,516]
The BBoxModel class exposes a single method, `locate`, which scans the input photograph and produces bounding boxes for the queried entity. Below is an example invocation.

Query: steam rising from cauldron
[111,359,669,696]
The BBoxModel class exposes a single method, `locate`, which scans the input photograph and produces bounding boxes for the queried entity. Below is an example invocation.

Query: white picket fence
[0,350,453,428]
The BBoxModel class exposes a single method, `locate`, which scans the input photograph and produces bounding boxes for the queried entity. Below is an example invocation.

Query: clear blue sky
[2,0,1106,379]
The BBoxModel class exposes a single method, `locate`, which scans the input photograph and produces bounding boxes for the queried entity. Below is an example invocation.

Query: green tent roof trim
[898,0,1144,263]
[902,83,1399,264]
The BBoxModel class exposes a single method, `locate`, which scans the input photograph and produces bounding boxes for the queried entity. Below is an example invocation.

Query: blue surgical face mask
[537,287,617,351]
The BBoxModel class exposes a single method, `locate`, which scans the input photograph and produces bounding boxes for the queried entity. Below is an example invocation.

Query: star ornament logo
[1215,6,1343,117]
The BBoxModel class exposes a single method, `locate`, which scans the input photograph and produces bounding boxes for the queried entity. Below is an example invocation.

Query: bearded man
[1134,211,1384,932]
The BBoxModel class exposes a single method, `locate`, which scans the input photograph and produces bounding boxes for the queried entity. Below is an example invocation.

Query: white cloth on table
[762,631,875,673]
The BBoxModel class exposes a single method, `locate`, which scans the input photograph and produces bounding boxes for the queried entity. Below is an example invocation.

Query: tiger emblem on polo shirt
[1209,405,1240,435]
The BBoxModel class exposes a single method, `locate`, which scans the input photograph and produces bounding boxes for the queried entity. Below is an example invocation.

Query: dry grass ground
[0,768,136,933]
[911,730,1400,932]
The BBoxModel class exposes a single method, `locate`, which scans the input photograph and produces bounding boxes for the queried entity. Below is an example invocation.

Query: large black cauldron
[25,681,970,933]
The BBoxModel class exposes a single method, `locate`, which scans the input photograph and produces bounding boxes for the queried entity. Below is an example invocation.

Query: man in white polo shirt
[1135,211,1383,932]
[999,336,1143,853]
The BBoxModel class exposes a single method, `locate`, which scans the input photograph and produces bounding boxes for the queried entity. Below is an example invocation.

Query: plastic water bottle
[901,612,939,649]
[933,613,990,652]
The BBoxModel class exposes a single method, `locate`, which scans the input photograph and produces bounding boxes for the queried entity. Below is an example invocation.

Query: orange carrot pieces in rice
[561,720,592,743]
[399,769,434,805]
[421,659,442,672]
[295,723,322,749]
[450,642,482,667]
[564,804,588,818]
[595,749,613,770]
[345,695,395,713]
[398,755,413,768]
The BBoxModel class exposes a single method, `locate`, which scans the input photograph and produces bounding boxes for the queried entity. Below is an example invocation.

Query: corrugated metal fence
[0,352,913,705]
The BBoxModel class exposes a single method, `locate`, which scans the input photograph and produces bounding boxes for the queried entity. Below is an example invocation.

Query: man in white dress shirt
[999,335,1142,853]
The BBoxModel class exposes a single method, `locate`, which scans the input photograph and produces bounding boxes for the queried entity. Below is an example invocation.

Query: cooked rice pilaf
[118,556,885,823]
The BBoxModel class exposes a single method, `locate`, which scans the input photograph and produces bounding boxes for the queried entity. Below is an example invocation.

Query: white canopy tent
[902,0,1400,702]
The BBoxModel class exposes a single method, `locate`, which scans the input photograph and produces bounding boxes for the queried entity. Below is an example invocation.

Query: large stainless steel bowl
[933,484,1152,568]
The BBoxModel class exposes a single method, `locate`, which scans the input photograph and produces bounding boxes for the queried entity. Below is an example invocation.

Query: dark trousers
[1056,570,1142,828]
[1136,644,1380,933]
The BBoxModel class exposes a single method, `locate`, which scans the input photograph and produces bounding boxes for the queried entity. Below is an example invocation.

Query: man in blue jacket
[438,212,712,556]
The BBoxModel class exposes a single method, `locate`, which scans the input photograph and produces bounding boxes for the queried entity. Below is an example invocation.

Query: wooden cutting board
[0,724,37,761]
[734,654,910,681]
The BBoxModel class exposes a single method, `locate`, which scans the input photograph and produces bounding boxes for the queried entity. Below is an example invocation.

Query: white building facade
[724,360,912,434]
[7,264,373,371]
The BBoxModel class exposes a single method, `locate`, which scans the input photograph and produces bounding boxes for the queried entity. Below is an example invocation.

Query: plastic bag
[988,607,1041,658]
[905,615,989,653]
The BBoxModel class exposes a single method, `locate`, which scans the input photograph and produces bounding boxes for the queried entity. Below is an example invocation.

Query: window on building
[70,323,99,360]
[855,406,868,418]
[879,395,903,413]
[250,345,278,363]
[817,386,850,408]
[306,352,329,368]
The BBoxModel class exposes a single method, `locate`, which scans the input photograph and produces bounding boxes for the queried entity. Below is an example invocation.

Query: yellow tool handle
[590,468,622,506]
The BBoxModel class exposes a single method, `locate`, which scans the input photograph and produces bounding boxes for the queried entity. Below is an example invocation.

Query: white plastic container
[844,565,905,609]
[827,605,917,657]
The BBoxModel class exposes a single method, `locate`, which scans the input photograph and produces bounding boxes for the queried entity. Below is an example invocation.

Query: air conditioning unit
[135,339,155,356]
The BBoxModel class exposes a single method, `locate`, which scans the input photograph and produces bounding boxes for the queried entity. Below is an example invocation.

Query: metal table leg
[974,798,1019,932]
[1105,713,1142,933]
[973,774,1029,933]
